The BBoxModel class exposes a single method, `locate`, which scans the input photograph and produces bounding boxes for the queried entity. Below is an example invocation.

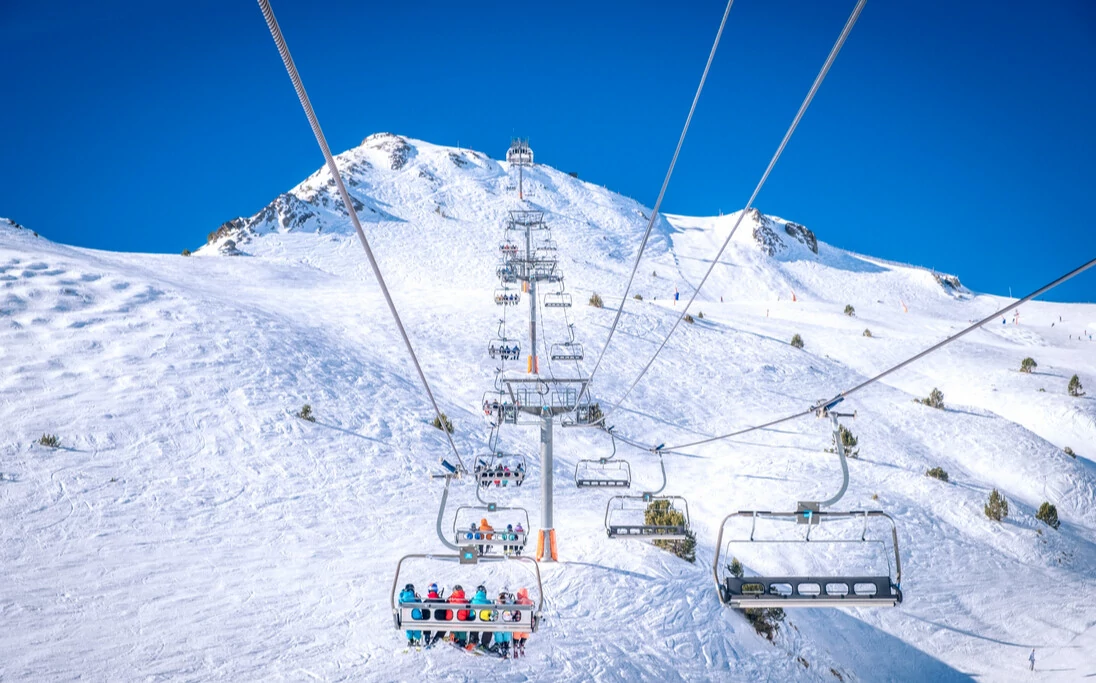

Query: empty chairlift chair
[575,430,630,488]
[604,449,689,539]
[543,292,572,308]
[713,509,903,608]
[391,553,543,636]
[605,494,690,540]
[550,342,584,362]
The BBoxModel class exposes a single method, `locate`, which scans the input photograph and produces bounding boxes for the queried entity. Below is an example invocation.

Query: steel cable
[585,0,736,391]
[256,0,466,471]
[599,0,867,426]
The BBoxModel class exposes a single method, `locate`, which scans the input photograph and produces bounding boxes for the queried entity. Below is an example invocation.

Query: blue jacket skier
[398,583,422,646]
[470,585,494,649]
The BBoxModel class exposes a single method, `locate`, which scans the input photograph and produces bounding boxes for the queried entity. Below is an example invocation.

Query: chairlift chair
[452,504,532,556]
[488,341,522,361]
[713,510,903,608]
[391,553,543,634]
[543,292,573,308]
[494,287,520,306]
[603,448,689,538]
[481,391,518,425]
[474,452,527,488]
[495,264,518,284]
[604,494,690,540]
[550,342,584,362]
[575,432,630,488]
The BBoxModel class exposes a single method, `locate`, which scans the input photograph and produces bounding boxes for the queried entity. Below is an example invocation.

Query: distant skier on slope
[1029,649,1035,671]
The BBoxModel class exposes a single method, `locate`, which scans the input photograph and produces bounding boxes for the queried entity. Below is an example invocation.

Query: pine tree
[790,334,804,349]
[1020,357,1037,373]
[1068,374,1085,397]
[432,412,454,433]
[645,499,695,563]
[1036,502,1060,530]
[984,488,1009,521]
[296,404,316,422]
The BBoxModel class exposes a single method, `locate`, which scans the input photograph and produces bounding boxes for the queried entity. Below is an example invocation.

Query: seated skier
[398,583,423,647]
[470,585,494,651]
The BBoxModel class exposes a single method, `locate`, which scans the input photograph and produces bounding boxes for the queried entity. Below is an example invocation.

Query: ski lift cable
[659,254,1096,453]
[585,0,736,389]
[597,0,867,428]
[256,0,466,472]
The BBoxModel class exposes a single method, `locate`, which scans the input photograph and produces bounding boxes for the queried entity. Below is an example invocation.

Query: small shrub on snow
[844,304,855,317]
[729,557,744,578]
[296,404,316,422]
[825,424,859,458]
[790,333,804,349]
[1020,357,1037,373]
[863,328,873,338]
[634,294,643,301]
[1036,502,1060,530]
[743,608,785,642]
[646,499,695,563]
[38,434,60,448]
[926,467,949,482]
[684,314,695,324]
[181,249,192,257]
[432,412,454,434]
[917,388,945,409]
[1064,446,1075,458]
[1068,374,1085,397]
[984,488,1009,522]
[589,292,604,308]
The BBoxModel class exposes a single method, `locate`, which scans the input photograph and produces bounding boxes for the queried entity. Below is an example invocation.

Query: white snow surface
[2,134,1095,682]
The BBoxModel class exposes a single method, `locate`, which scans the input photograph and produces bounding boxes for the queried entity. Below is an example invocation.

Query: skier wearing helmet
[447,584,470,647]
[491,591,514,658]
[512,587,533,657]
[423,582,445,646]
[470,584,494,650]
[397,583,422,647]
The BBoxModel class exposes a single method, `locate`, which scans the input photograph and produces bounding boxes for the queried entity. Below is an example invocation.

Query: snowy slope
[2,135,1095,682]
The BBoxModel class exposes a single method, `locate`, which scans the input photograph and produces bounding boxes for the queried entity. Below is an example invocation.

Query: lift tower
[494,209,596,561]
[506,138,534,200]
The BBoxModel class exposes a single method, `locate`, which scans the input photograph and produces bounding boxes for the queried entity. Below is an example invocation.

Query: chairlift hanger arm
[435,474,461,551]
[817,413,849,509]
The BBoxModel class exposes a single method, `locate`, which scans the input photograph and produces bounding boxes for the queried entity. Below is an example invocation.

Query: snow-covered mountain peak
[3,133,1095,681]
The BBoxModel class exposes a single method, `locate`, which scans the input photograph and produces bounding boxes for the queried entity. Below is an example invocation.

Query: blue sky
[2,0,1094,301]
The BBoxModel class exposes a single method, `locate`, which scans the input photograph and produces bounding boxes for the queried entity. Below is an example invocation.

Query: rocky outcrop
[751,210,785,257]
[361,132,412,170]
[784,221,818,254]
[749,209,819,257]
